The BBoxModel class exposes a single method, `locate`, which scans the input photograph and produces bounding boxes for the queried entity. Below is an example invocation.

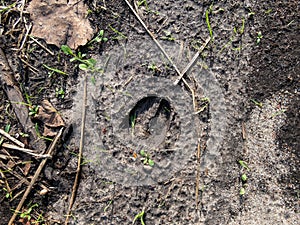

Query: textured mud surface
[0,0,299,224]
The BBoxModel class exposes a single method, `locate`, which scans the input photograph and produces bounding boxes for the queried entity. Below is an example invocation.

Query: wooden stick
[242,122,247,140]
[195,142,201,209]
[2,143,51,158]
[123,0,182,78]
[0,128,25,148]
[18,21,31,50]
[19,57,39,73]
[124,0,211,86]
[174,37,211,85]
[29,36,55,56]
[65,74,87,224]
[8,127,63,225]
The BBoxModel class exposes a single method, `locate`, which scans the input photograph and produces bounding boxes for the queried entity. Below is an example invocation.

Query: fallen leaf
[22,162,31,176]
[34,99,65,137]
[27,0,94,49]
[43,126,59,137]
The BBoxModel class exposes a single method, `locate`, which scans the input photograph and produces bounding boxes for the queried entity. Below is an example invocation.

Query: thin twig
[19,57,40,73]
[2,143,51,158]
[0,160,50,192]
[0,128,25,148]
[8,127,63,225]
[195,142,201,209]
[0,154,8,160]
[29,36,55,55]
[18,20,31,50]
[65,73,87,224]
[174,37,211,85]
[242,122,247,140]
[123,75,134,87]
[19,0,26,22]
[125,0,211,86]
[123,0,182,78]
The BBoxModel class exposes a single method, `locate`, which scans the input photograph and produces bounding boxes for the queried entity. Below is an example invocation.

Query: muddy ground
[0,0,299,224]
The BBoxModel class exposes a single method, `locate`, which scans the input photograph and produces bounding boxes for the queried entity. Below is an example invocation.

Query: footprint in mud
[71,40,228,187]
[110,76,196,185]
[128,96,172,146]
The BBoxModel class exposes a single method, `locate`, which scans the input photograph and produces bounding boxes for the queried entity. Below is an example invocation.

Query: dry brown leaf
[22,162,31,176]
[35,100,65,128]
[27,0,94,49]
[43,126,59,137]
[34,100,65,137]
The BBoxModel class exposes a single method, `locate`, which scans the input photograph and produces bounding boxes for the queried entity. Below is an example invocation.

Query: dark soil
[0,0,299,224]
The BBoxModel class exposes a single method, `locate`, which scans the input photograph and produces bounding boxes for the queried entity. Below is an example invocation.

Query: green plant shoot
[238,160,250,171]
[61,45,98,72]
[241,174,247,182]
[205,5,213,38]
[240,187,245,195]
[133,210,146,225]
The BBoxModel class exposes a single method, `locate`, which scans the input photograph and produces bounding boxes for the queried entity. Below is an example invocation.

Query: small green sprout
[104,200,113,212]
[195,97,210,113]
[61,45,98,72]
[43,64,66,77]
[147,159,154,167]
[239,161,249,195]
[34,213,45,224]
[28,105,39,116]
[148,63,158,72]
[19,132,29,138]
[248,11,255,17]
[140,149,146,157]
[109,25,127,40]
[89,30,108,45]
[35,123,53,141]
[137,0,158,14]
[238,160,250,171]
[3,188,12,199]
[201,97,210,103]
[0,124,10,146]
[137,0,149,9]
[140,150,154,167]
[133,210,146,225]
[233,18,245,35]
[0,2,16,14]
[271,109,286,118]
[161,30,175,41]
[265,9,272,14]
[19,203,38,221]
[61,45,74,56]
[55,87,65,99]
[239,187,246,196]
[256,31,263,44]
[239,18,245,34]
[250,99,263,108]
[241,174,248,182]
[205,4,213,38]
[69,151,92,165]
[130,114,137,135]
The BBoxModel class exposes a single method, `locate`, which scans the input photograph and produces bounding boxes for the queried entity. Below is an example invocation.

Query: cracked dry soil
[0,0,299,224]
